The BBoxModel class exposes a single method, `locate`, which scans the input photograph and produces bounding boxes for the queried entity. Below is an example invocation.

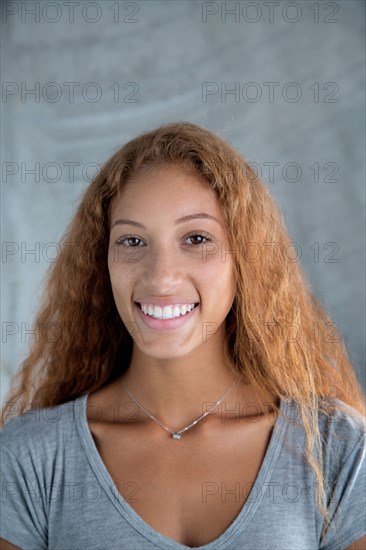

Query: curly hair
[3,121,365,540]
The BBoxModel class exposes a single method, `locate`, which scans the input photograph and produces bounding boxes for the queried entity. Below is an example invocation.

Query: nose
[141,245,184,290]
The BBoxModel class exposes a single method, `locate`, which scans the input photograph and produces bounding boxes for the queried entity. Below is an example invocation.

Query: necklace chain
[122,376,238,440]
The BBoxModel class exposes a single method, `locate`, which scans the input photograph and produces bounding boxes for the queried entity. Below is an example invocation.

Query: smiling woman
[1,122,365,550]
[107,163,236,363]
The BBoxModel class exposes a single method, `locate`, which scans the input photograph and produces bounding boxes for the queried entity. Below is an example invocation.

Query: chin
[135,342,196,360]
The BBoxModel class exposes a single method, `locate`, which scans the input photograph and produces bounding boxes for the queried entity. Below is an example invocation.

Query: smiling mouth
[134,302,199,321]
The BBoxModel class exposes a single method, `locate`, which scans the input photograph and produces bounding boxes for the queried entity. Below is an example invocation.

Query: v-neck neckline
[75,392,289,549]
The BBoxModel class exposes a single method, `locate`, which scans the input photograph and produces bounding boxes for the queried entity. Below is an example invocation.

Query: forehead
[111,163,224,221]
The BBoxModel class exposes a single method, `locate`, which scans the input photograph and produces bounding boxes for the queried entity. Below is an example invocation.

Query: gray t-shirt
[1,394,365,550]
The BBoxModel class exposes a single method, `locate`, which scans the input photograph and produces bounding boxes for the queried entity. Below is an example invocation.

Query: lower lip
[134,302,199,331]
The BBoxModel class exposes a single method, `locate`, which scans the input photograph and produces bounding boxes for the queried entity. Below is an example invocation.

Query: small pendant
[172,432,181,440]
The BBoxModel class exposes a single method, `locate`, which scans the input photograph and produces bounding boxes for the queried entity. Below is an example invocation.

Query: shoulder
[294,397,365,483]
[0,396,84,460]
[314,401,366,548]
[0,398,84,549]
[280,397,365,463]
[317,398,365,450]
[282,397,365,436]
[318,399,365,483]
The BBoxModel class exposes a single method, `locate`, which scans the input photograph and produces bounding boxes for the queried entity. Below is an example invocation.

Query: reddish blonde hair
[3,121,365,538]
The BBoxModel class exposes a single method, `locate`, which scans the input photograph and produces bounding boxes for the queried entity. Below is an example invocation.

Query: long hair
[3,121,365,538]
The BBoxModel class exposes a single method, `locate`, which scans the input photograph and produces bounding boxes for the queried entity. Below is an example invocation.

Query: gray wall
[1,0,365,402]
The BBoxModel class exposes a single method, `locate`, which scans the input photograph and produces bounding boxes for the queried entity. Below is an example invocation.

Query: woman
[1,122,365,550]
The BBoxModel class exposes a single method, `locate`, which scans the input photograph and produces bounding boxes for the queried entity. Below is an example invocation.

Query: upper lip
[134,298,199,307]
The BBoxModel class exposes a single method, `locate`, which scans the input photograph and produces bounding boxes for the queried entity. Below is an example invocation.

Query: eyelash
[115,231,213,248]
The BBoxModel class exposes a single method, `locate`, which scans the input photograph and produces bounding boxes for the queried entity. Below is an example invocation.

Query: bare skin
[86,376,279,548]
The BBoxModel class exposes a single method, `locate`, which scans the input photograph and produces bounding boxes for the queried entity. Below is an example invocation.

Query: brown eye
[185,232,212,246]
[116,237,143,248]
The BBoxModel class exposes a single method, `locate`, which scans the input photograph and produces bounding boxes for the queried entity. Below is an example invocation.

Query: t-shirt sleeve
[0,442,48,549]
[319,431,366,550]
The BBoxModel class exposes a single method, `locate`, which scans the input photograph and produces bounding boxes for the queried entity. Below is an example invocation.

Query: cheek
[107,245,117,277]
[108,254,130,301]
[108,244,133,279]
[108,270,135,326]
[202,256,235,302]
[207,250,233,279]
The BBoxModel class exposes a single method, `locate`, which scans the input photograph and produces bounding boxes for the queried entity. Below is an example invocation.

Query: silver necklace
[122,377,238,440]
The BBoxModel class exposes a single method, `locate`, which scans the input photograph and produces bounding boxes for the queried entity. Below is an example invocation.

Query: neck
[117,342,243,428]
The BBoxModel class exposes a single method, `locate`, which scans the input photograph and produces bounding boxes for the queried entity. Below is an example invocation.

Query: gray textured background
[1,0,365,403]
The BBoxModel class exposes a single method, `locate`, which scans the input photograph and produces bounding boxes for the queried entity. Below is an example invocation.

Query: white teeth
[140,303,197,319]
[150,305,162,317]
[172,305,181,317]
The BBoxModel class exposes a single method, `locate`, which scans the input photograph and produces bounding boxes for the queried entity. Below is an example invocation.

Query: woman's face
[108,163,236,359]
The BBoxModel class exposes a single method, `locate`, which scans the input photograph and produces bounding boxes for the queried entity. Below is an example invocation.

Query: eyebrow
[111,212,221,229]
